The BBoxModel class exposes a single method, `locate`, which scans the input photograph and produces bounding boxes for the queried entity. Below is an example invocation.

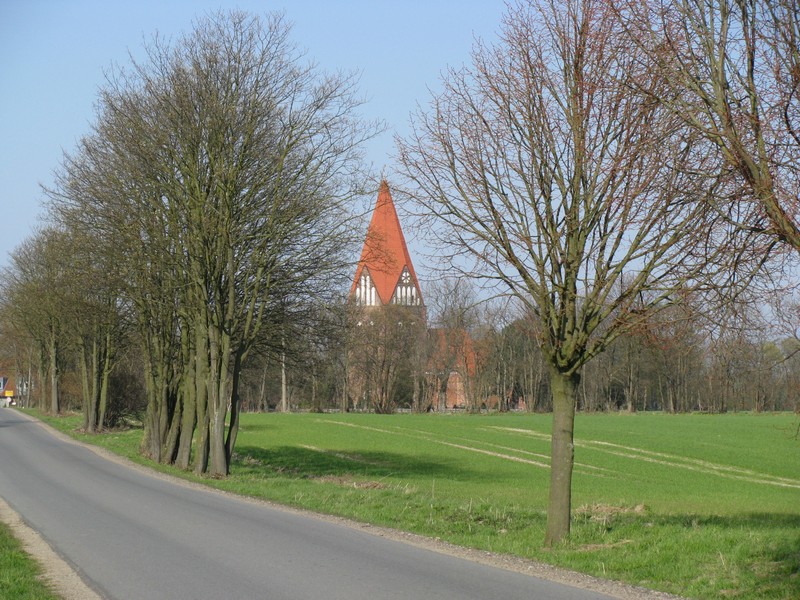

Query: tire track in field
[487,426,800,489]
[315,420,609,475]
[299,444,390,467]
[582,440,800,489]
[317,420,549,468]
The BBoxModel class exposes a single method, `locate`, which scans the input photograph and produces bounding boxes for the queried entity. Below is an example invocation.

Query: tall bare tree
[397,0,744,544]
[423,277,480,411]
[59,229,128,433]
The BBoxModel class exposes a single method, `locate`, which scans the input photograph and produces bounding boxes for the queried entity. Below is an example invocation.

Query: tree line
[1,12,379,478]
[1,1,798,546]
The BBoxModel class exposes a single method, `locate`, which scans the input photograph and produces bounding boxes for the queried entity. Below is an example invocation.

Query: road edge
[4,408,685,600]
[0,495,104,600]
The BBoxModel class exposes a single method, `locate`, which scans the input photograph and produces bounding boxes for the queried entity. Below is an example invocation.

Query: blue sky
[0,0,505,273]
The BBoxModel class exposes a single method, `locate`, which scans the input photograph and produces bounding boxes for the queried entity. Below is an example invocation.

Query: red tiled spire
[350,181,423,306]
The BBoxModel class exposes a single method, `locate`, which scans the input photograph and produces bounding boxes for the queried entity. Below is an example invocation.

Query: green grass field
[34,410,800,599]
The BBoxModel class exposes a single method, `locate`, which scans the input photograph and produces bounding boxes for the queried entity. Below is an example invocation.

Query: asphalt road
[0,408,621,600]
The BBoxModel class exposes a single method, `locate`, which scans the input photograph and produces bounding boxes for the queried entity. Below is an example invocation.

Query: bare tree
[397,0,743,544]
[640,297,708,413]
[469,301,546,412]
[61,229,129,433]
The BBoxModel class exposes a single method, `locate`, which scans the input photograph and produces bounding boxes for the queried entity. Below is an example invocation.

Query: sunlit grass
[30,409,800,599]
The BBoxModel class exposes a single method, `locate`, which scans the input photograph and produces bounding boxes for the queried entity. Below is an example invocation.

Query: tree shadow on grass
[233,444,473,481]
[562,509,800,599]
[235,422,274,434]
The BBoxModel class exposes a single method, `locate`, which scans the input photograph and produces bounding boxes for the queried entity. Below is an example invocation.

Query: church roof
[351,181,422,305]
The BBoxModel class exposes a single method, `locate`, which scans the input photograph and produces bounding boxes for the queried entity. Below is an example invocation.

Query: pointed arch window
[355,268,379,306]
[391,267,420,306]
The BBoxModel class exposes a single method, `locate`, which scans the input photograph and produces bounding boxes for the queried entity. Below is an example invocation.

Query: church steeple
[351,181,424,307]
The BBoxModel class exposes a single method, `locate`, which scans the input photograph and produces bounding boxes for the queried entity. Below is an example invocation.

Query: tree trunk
[281,344,288,413]
[98,330,114,429]
[225,350,244,464]
[175,385,195,470]
[158,362,173,460]
[163,400,182,464]
[626,341,638,413]
[142,351,161,462]
[90,337,101,430]
[208,315,232,477]
[174,327,196,470]
[193,319,210,474]
[78,339,94,432]
[258,365,268,412]
[142,337,172,464]
[194,409,210,475]
[36,345,46,410]
[25,356,33,408]
[341,364,349,413]
[48,328,59,415]
[544,365,579,547]
[98,361,110,429]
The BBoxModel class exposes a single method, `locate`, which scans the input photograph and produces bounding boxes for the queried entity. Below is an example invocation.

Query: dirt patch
[576,503,648,519]
[314,475,387,489]
[577,540,635,552]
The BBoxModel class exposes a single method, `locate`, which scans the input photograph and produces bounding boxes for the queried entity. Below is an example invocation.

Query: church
[350,180,424,309]
[348,181,473,412]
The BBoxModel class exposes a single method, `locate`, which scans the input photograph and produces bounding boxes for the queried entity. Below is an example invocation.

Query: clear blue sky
[0,0,505,272]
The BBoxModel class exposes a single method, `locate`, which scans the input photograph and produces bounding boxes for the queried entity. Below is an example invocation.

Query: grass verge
[0,521,58,600]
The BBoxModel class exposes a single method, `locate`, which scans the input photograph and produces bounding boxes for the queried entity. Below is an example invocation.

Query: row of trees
[347,282,799,417]
[2,12,379,478]
[484,297,800,415]
[10,254,796,426]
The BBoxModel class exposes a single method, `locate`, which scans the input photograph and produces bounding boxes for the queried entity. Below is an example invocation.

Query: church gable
[350,181,424,307]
